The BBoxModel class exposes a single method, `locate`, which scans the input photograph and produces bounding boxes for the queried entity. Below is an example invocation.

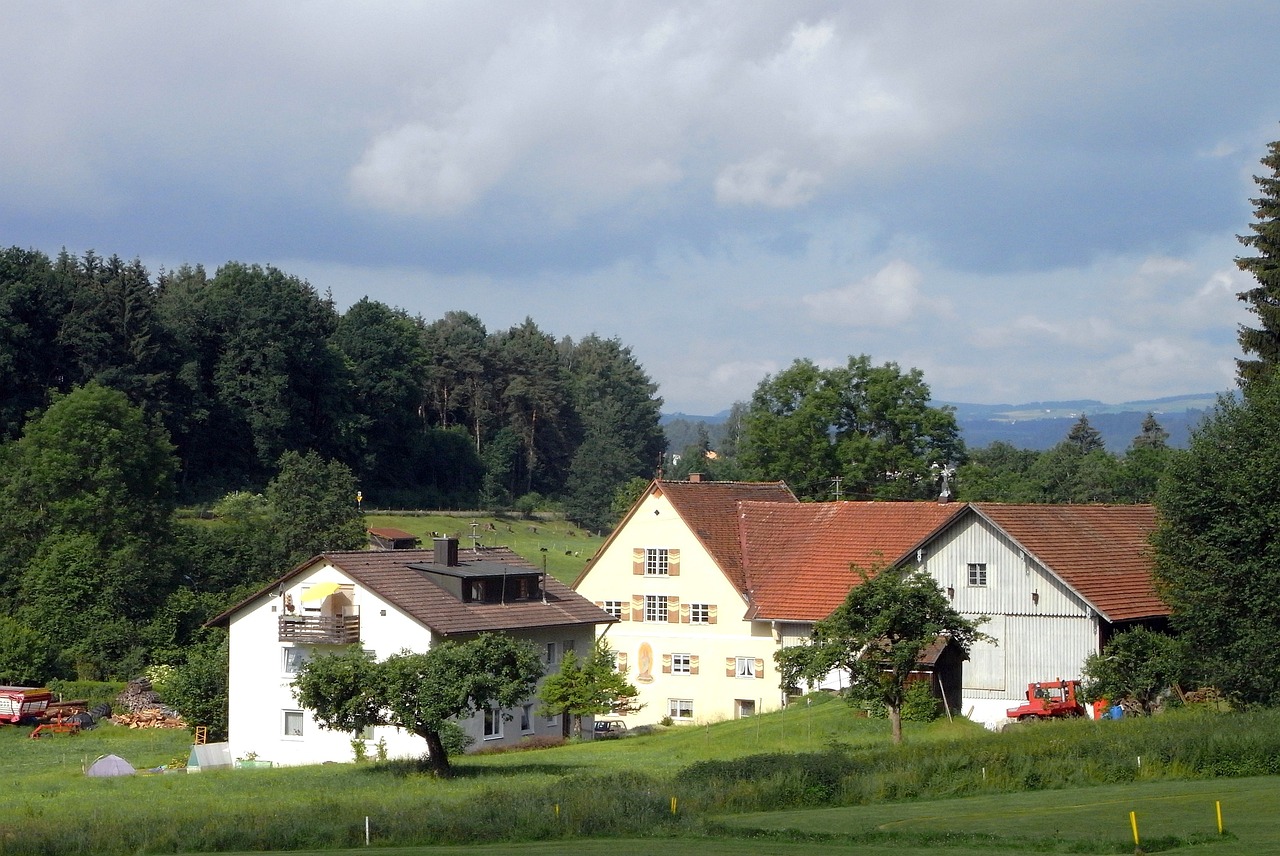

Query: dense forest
[0,247,665,522]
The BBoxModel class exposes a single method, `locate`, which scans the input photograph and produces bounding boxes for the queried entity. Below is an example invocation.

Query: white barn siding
[913,514,1100,727]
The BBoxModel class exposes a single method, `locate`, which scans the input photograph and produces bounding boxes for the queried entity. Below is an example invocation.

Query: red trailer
[0,686,53,724]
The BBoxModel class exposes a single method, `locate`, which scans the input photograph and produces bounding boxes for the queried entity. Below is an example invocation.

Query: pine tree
[1236,137,1280,388]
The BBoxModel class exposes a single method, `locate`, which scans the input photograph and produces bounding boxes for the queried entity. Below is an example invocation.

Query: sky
[4,2,1279,415]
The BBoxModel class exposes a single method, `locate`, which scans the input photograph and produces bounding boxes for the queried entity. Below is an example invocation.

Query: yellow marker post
[1216,800,1223,835]
[671,796,677,815]
[1130,810,1140,848]
[554,803,560,819]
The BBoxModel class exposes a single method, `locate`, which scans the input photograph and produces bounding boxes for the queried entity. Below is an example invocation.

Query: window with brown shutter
[661,653,672,674]
[669,548,680,576]
[690,654,700,675]
[632,548,645,575]
[630,594,644,622]
[754,657,765,679]
[616,652,628,672]
[667,595,680,623]
[725,656,735,677]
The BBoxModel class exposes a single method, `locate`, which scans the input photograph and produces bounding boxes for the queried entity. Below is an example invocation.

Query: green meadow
[365,511,605,582]
[4,693,1280,855]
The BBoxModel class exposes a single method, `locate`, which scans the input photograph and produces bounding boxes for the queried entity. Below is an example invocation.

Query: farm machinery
[1006,679,1087,721]
[0,686,52,723]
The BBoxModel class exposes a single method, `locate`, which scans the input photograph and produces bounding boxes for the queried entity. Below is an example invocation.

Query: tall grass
[2,698,1279,855]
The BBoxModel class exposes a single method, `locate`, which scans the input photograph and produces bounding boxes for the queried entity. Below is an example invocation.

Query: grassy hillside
[5,696,1280,854]
[365,511,606,583]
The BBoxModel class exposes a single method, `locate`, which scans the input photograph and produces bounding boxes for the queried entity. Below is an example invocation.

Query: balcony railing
[278,615,360,644]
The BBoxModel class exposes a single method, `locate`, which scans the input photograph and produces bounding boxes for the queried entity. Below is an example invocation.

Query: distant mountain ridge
[662,392,1226,452]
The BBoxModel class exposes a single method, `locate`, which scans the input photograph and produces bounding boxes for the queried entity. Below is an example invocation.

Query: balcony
[278,614,360,644]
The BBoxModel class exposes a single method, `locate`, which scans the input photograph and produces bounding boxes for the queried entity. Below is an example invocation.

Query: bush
[901,680,942,722]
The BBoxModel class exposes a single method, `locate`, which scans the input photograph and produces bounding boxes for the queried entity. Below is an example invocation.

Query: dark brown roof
[368,527,418,540]
[968,504,1165,622]
[740,501,967,621]
[654,479,797,592]
[209,546,614,636]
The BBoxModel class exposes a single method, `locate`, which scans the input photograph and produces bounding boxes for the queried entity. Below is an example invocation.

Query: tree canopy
[740,355,963,500]
[776,567,985,743]
[538,639,640,737]
[293,635,544,776]
[1152,378,1280,707]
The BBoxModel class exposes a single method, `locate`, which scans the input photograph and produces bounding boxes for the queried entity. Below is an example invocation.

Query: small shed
[368,527,421,550]
[87,754,136,777]
[187,742,233,772]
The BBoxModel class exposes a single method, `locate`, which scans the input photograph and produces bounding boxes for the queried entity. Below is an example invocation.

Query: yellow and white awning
[300,581,341,604]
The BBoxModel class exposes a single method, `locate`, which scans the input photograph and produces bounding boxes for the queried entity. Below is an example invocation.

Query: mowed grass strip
[718,775,1279,854]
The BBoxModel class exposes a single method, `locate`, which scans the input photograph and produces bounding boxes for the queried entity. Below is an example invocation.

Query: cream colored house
[574,478,964,726]
[209,538,613,766]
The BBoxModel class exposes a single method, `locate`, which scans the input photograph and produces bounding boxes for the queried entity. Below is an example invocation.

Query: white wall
[910,515,1101,728]
[228,561,595,766]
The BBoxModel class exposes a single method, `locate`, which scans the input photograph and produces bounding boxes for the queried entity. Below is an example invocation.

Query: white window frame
[967,562,988,587]
[644,547,670,576]
[668,698,694,720]
[689,603,710,624]
[281,646,310,675]
[644,594,668,623]
[603,600,623,619]
[672,653,692,675]
[735,656,756,679]
[483,707,503,740]
[283,709,305,738]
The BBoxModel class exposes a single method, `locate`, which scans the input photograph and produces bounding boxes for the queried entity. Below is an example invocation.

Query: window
[644,594,668,623]
[968,563,988,587]
[545,642,558,665]
[283,710,304,737]
[563,639,575,660]
[281,646,310,675]
[483,707,503,739]
[520,704,533,733]
[644,548,669,576]
[672,653,692,675]
[689,603,710,624]
[603,600,623,619]
[735,656,756,678]
[668,698,693,720]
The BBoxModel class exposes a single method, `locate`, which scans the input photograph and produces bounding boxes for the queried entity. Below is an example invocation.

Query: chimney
[433,537,459,567]
[688,472,703,483]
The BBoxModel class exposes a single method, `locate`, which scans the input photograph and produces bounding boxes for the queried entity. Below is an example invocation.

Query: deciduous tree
[776,567,985,744]
[294,634,543,776]
[741,356,963,500]
[1081,627,1184,715]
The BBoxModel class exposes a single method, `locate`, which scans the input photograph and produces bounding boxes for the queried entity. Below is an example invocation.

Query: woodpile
[111,678,187,729]
[114,708,186,729]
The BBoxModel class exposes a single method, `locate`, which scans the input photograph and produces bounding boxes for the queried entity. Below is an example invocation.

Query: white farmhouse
[209,537,613,766]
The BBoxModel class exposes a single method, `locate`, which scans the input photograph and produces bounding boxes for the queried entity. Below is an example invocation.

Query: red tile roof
[654,479,797,592]
[210,546,614,636]
[740,501,967,621]
[969,504,1165,622]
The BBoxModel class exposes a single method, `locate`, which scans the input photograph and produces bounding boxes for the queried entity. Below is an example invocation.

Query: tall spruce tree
[1236,136,1280,389]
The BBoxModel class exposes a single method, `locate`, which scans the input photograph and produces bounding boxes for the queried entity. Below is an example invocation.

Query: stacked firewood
[112,678,186,729]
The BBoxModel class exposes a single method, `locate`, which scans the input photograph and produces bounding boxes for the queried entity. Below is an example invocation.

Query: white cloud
[800,260,929,327]
[715,153,823,208]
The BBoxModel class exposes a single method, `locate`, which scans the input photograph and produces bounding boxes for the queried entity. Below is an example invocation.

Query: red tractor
[1006,679,1086,721]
